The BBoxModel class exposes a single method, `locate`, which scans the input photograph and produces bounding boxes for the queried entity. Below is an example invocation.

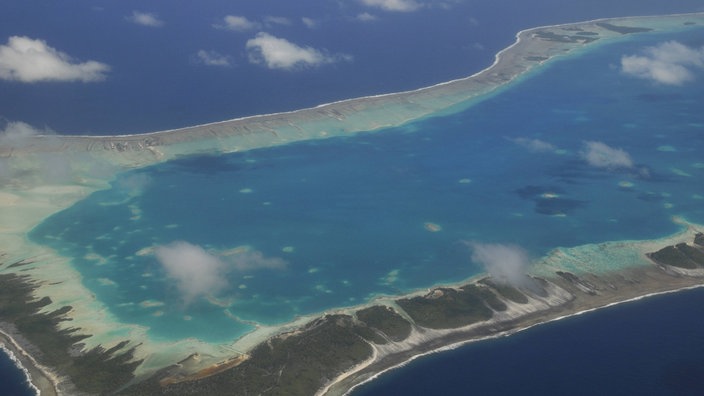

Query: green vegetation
[595,22,653,34]
[524,56,548,62]
[694,233,704,247]
[648,245,699,269]
[396,286,494,329]
[534,31,599,44]
[356,305,412,343]
[462,284,507,312]
[122,314,373,396]
[0,272,140,395]
[555,271,597,295]
[677,243,704,266]
[480,279,530,304]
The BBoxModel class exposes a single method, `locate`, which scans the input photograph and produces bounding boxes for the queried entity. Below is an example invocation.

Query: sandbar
[0,12,703,396]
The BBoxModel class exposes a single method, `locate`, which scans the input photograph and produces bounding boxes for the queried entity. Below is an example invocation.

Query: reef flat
[4,13,702,167]
[1,12,703,395]
[118,222,704,396]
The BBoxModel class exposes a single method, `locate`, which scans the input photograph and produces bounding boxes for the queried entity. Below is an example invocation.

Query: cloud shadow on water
[514,185,587,216]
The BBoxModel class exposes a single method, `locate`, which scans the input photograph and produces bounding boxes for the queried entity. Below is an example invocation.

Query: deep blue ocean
[0,0,702,134]
[354,287,704,396]
[27,26,704,344]
[3,0,704,394]
[0,346,34,396]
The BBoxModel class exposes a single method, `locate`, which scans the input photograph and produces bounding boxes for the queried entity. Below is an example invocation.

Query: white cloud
[510,137,556,153]
[155,242,229,304]
[0,120,117,184]
[581,141,634,170]
[361,0,422,12]
[264,16,292,26]
[195,50,232,67]
[154,242,288,304]
[215,15,260,31]
[356,12,378,22]
[227,250,287,271]
[0,122,33,179]
[0,36,109,83]
[469,42,484,51]
[246,32,349,70]
[126,11,164,27]
[469,242,538,290]
[302,17,318,29]
[621,41,704,85]
[0,121,51,144]
[0,121,84,183]
[116,173,152,196]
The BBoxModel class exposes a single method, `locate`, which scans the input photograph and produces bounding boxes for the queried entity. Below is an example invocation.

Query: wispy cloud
[246,33,350,70]
[301,17,318,29]
[0,36,109,83]
[581,141,634,170]
[355,12,378,22]
[214,15,261,32]
[126,11,165,27]
[0,120,51,144]
[264,16,292,26]
[621,41,704,85]
[0,121,88,184]
[116,173,152,196]
[154,242,287,304]
[509,137,556,153]
[227,249,287,271]
[195,50,232,67]
[155,242,229,304]
[361,0,423,12]
[468,242,538,290]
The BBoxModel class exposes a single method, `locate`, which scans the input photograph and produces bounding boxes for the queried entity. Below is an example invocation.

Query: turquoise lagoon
[29,28,704,343]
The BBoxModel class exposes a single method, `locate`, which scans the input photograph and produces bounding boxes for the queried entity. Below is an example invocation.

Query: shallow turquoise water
[30,28,704,343]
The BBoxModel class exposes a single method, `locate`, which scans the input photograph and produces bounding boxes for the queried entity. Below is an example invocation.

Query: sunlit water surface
[30,28,704,343]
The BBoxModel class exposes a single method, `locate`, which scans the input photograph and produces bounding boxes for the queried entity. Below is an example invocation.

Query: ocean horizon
[1,1,703,135]
[2,1,704,394]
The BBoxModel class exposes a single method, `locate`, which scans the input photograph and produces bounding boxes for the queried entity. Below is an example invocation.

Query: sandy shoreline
[0,327,59,396]
[7,12,702,163]
[327,266,704,396]
[1,12,704,396]
[22,12,704,142]
[340,283,704,396]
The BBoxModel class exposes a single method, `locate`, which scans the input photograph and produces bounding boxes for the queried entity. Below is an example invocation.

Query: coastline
[340,283,704,396]
[328,263,704,396]
[0,343,39,396]
[22,12,704,142]
[326,222,704,395]
[0,329,58,396]
[0,12,703,396]
[6,13,703,164]
[116,219,704,395]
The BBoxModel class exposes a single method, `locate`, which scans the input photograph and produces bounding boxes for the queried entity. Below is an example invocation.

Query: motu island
[1,13,704,396]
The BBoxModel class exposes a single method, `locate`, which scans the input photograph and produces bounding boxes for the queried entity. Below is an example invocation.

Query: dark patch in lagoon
[637,93,685,103]
[548,160,609,182]
[514,185,566,200]
[534,197,586,215]
[158,154,249,176]
[515,185,586,215]
[638,192,665,202]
